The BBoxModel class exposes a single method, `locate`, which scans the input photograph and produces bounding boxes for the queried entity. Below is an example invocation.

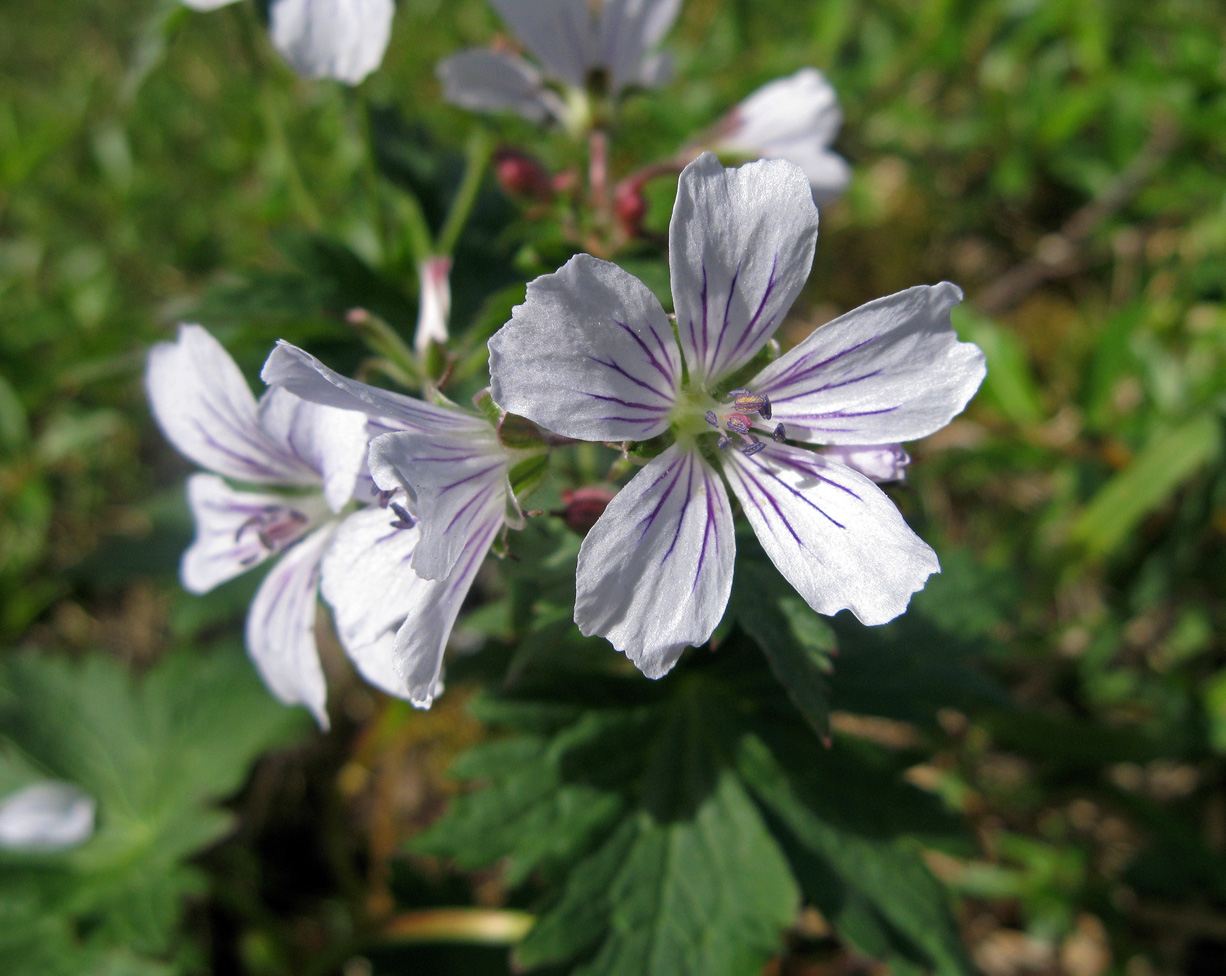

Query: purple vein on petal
[692,463,724,593]
[635,454,685,542]
[434,461,505,495]
[723,253,780,369]
[737,451,850,527]
[587,353,672,402]
[708,258,744,374]
[612,319,677,391]
[445,479,498,534]
[581,390,670,414]
[657,452,696,567]
[760,335,880,394]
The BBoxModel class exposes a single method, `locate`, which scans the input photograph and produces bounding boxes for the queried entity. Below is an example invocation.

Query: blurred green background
[2,0,1226,973]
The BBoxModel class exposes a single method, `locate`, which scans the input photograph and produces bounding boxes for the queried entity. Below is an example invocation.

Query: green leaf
[0,646,302,971]
[731,557,836,738]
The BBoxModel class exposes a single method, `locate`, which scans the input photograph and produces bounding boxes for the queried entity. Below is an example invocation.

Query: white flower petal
[489,253,681,441]
[389,513,503,707]
[268,0,393,84]
[488,0,594,87]
[147,325,316,487]
[669,154,820,386]
[575,443,735,678]
[181,474,329,594]
[722,442,939,626]
[245,524,335,728]
[367,429,508,581]
[256,387,369,512]
[322,506,422,658]
[182,0,239,9]
[262,341,487,434]
[719,69,842,159]
[414,255,453,354]
[752,283,986,445]
[598,0,681,92]
[821,444,910,483]
[437,49,565,124]
[0,781,96,852]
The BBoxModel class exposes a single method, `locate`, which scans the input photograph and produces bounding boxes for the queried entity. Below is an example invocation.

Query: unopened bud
[614,180,648,238]
[557,486,616,535]
[494,147,553,202]
[823,444,911,483]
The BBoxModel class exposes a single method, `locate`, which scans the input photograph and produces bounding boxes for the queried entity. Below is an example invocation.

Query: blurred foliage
[1,0,1225,973]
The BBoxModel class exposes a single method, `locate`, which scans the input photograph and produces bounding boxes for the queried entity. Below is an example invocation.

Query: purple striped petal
[367,428,509,582]
[181,474,330,595]
[245,523,335,728]
[262,341,488,435]
[490,254,681,442]
[147,325,318,487]
[575,443,735,677]
[670,154,819,386]
[751,283,986,445]
[722,441,938,626]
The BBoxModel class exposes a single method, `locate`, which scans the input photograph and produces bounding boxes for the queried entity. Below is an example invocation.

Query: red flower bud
[494,148,553,202]
[557,486,616,535]
[614,180,648,238]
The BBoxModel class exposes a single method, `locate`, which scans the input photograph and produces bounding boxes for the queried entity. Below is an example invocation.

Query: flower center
[235,505,310,564]
[700,388,788,457]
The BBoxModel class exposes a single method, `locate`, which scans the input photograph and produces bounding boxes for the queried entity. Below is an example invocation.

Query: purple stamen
[705,410,719,428]
[726,415,752,435]
[234,506,308,552]
[772,424,786,443]
[390,502,417,530]
[741,438,766,457]
[717,434,731,450]
[758,395,772,421]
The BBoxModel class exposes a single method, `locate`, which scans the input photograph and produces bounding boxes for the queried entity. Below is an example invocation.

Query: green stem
[436,127,493,257]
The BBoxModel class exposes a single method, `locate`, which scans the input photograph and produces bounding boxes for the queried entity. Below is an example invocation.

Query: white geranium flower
[182,0,394,85]
[262,344,522,707]
[0,781,96,852]
[438,0,681,129]
[147,325,409,725]
[712,68,851,206]
[488,153,986,678]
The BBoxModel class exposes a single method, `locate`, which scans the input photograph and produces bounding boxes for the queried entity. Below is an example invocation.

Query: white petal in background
[245,524,336,728]
[723,441,939,627]
[0,781,96,852]
[268,0,394,85]
[716,69,849,204]
[181,0,239,10]
[256,387,369,512]
[669,154,820,386]
[147,324,317,488]
[263,342,486,434]
[181,474,329,594]
[575,443,735,678]
[598,0,682,92]
[753,283,987,446]
[490,254,681,442]
[437,49,565,124]
[488,0,594,88]
[821,444,910,483]
[367,429,508,582]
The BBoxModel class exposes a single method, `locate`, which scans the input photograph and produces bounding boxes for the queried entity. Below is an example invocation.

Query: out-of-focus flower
[147,325,409,725]
[438,0,681,131]
[0,781,96,851]
[489,153,985,678]
[415,255,453,355]
[711,68,850,206]
[821,444,911,483]
[263,344,527,707]
[182,0,394,85]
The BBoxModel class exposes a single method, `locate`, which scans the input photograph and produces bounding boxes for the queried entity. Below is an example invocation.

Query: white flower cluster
[149,154,985,722]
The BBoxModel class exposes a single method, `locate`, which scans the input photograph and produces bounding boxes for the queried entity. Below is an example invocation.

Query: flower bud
[494,147,554,202]
[822,444,910,483]
[615,180,648,238]
[558,486,616,535]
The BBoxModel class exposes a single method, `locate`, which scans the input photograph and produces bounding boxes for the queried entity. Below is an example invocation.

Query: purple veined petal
[321,506,422,660]
[367,428,509,582]
[437,49,567,124]
[389,512,503,707]
[598,0,681,92]
[0,781,96,852]
[722,441,939,626]
[670,154,820,387]
[181,474,331,595]
[751,283,986,445]
[267,0,394,85]
[147,325,318,487]
[256,387,370,513]
[245,523,335,728]
[489,253,681,442]
[488,0,595,88]
[262,341,489,435]
[575,442,735,678]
